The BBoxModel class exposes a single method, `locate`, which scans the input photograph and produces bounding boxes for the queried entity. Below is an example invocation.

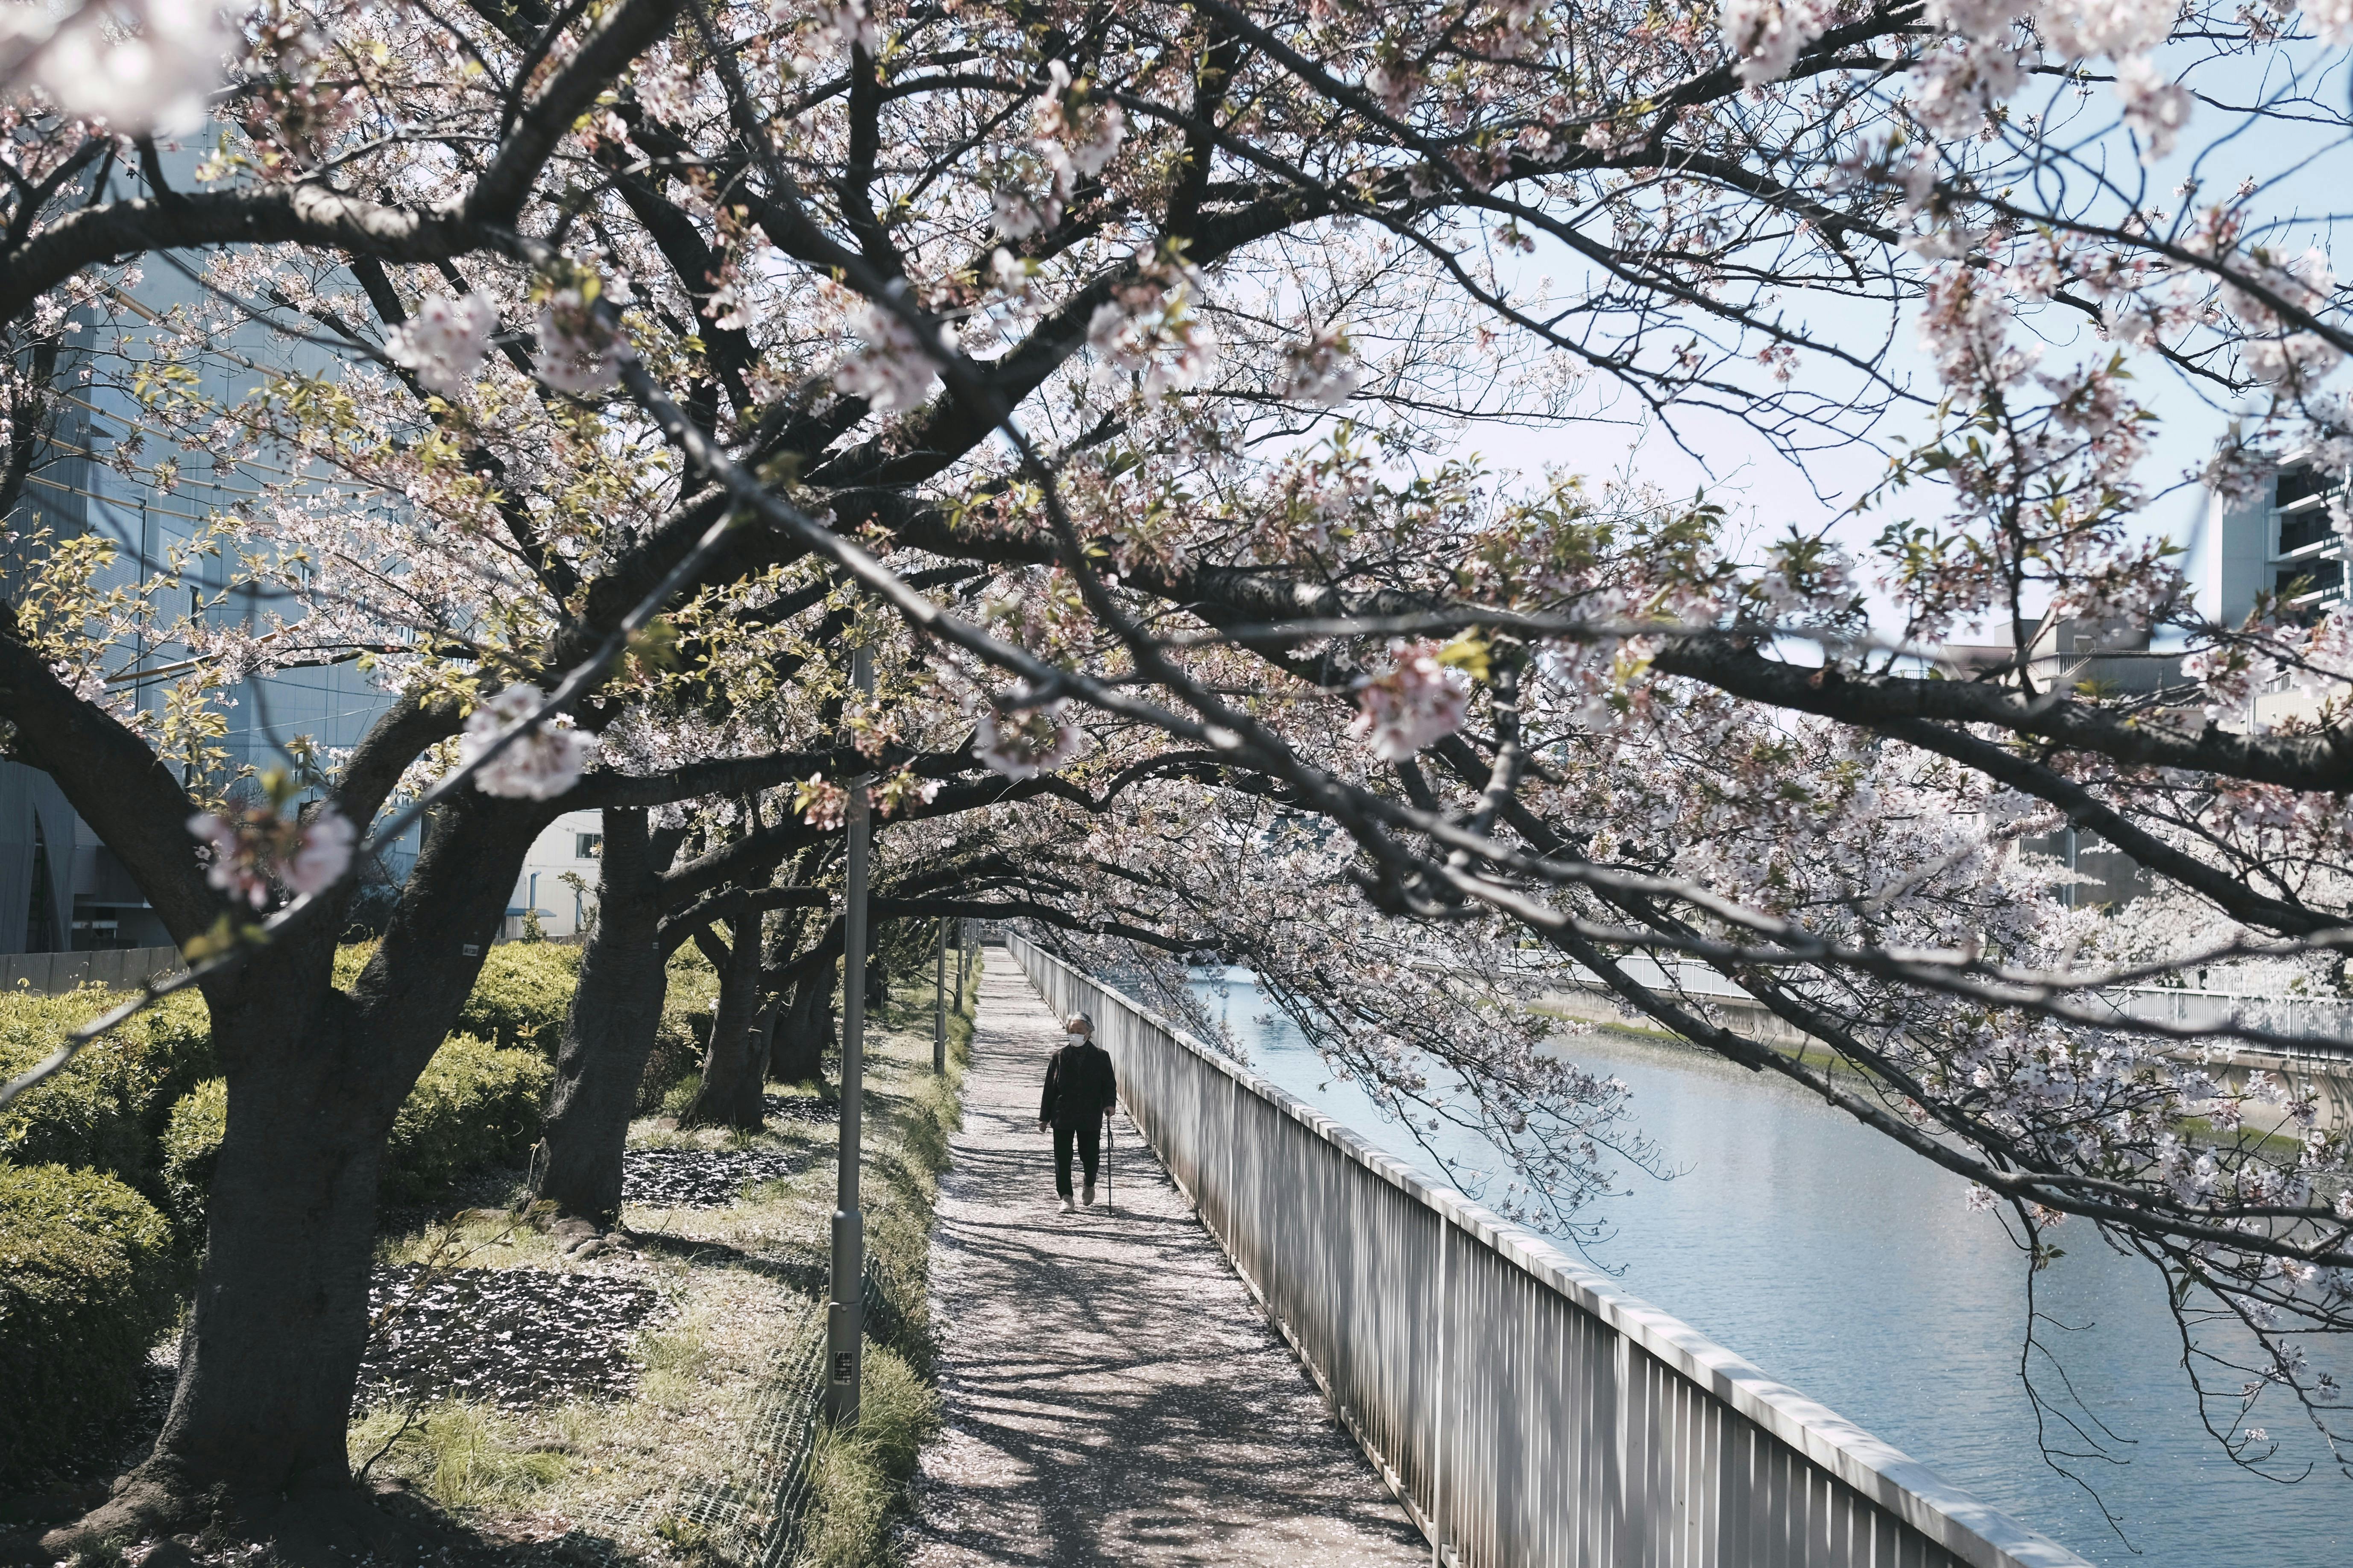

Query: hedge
[0,1164,181,1485]
[455,942,581,1056]
[160,1035,554,1227]
[0,989,213,1197]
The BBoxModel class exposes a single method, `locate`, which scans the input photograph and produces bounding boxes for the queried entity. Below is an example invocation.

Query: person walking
[1039,1011,1116,1213]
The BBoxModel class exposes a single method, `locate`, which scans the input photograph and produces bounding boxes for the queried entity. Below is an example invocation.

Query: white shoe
[1083,1180,1097,1206]
[1060,1195,1076,1213]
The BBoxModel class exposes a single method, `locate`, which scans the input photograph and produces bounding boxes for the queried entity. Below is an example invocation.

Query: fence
[1009,932,2090,1568]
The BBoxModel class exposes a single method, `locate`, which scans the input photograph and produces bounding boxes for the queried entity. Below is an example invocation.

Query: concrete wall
[0,944,182,995]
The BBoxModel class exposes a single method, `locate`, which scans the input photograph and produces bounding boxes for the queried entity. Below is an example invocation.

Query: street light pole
[933,916,947,1074]
[825,637,873,1426]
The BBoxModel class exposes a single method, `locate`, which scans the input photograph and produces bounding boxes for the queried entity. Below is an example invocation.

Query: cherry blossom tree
[5,0,2353,1551]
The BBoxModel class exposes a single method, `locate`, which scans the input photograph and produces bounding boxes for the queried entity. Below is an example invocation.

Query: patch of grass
[795,1344,939,1567]
[347,1401,577,1511]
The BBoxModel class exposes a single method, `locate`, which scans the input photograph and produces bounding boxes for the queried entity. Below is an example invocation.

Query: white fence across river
[1008,932,2091,1568]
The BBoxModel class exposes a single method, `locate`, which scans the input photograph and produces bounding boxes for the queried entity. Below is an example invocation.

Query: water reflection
[1185,968,2350,1568]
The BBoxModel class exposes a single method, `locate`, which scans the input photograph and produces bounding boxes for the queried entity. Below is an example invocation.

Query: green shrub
[454,942,580,1056]
[0,1164,181,1485]
[158,1077,226,1229]
[0,987,214,1194]
[386,1033,554,1201]
[160,1035,554,1226]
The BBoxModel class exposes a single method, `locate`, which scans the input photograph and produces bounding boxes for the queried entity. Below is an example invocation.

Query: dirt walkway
[899,956,1428,1568]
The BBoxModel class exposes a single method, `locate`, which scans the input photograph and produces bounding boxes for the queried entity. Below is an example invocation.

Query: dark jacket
[1040,1040,1116,1129]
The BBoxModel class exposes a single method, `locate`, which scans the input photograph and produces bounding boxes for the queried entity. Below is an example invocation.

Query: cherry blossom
[1279,325,1362,409]
[4,0,230,133]
[187,801,355,907]
[460,685,600,800]
[835,302,953,412]
[534,288,630,396]
[385,294,498,398]
[1350,642,1471,761]
[974,696,1090,779]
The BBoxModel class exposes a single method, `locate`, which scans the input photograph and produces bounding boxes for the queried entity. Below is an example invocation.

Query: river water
[1183,969,2350,1568]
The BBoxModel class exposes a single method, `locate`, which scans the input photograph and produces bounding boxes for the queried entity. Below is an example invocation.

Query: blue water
[1184,969,2350,1568]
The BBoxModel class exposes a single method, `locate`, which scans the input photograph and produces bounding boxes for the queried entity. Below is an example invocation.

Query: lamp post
[825,637,873,1426]
[933,917,947,1074]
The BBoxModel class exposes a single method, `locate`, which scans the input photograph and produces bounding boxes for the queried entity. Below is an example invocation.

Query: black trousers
[1052,1121,1101,1197]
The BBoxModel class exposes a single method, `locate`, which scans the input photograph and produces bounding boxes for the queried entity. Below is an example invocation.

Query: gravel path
[900,956,1428,1568]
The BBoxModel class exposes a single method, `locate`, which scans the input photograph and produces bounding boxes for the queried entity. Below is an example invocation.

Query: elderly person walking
[1039,1011,1116,1212]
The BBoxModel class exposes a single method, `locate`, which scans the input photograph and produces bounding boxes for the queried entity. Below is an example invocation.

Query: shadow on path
[897,957,1427,1568]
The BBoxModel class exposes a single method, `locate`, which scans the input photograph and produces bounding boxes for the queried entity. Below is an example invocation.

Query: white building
[505,810,604,940]
[2201,459,2349,730]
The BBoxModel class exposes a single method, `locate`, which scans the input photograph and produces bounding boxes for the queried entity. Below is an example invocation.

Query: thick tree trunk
[536,810,669,1225]
[768,966,835,1085]
[678,913,766,1129]
[57,797,545,1550]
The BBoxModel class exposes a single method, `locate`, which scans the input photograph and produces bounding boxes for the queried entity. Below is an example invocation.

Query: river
[1183,968,2350,1568]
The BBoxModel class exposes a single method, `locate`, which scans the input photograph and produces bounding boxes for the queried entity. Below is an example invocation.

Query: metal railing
[1009,932,2091,1568]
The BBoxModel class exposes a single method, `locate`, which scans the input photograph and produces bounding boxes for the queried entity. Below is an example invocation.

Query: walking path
[899,958,1427,1567]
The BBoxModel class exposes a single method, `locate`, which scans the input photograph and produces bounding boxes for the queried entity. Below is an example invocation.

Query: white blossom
[385,294,498,398]
[1280,325,1362,408]
[1720,0,1834,87]
[461,684,600,800]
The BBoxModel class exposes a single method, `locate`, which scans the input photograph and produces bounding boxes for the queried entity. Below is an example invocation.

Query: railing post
[1432,1206,1449,1568]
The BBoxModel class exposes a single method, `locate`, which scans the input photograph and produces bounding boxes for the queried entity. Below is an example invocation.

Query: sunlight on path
[898,954,1427,1567]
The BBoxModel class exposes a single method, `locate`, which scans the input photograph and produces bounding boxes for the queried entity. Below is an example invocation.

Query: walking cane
[1105,1106,1113,1214]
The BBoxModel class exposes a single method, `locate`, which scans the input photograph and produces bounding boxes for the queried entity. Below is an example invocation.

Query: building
[2201,458,2350,730]
[0,149,416,953]
[505,810,605,940]
[2202,459,2348,627]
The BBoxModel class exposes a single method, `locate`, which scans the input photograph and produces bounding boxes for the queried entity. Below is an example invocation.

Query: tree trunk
[65,796,544,1549]
[536,809,669,1225]
[678,912,766,1129]
[768,965,835,1085]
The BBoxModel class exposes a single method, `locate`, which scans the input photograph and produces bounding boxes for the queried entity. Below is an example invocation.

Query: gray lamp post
[825,637,873,1425]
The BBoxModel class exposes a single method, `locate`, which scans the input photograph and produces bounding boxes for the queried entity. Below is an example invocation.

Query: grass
[346,950,982,1566]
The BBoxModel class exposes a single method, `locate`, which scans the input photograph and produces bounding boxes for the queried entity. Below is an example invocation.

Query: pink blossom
[1350,642,1471,761]
[2115,56,2192,163]
[386,294,498,398]
[974,698,1090,779]
[534,289,630,395]
[461,684,600,800]
[284,808,356,895]
[9,0,229,134]
[188,811,268,907]
[835,303,952,412]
